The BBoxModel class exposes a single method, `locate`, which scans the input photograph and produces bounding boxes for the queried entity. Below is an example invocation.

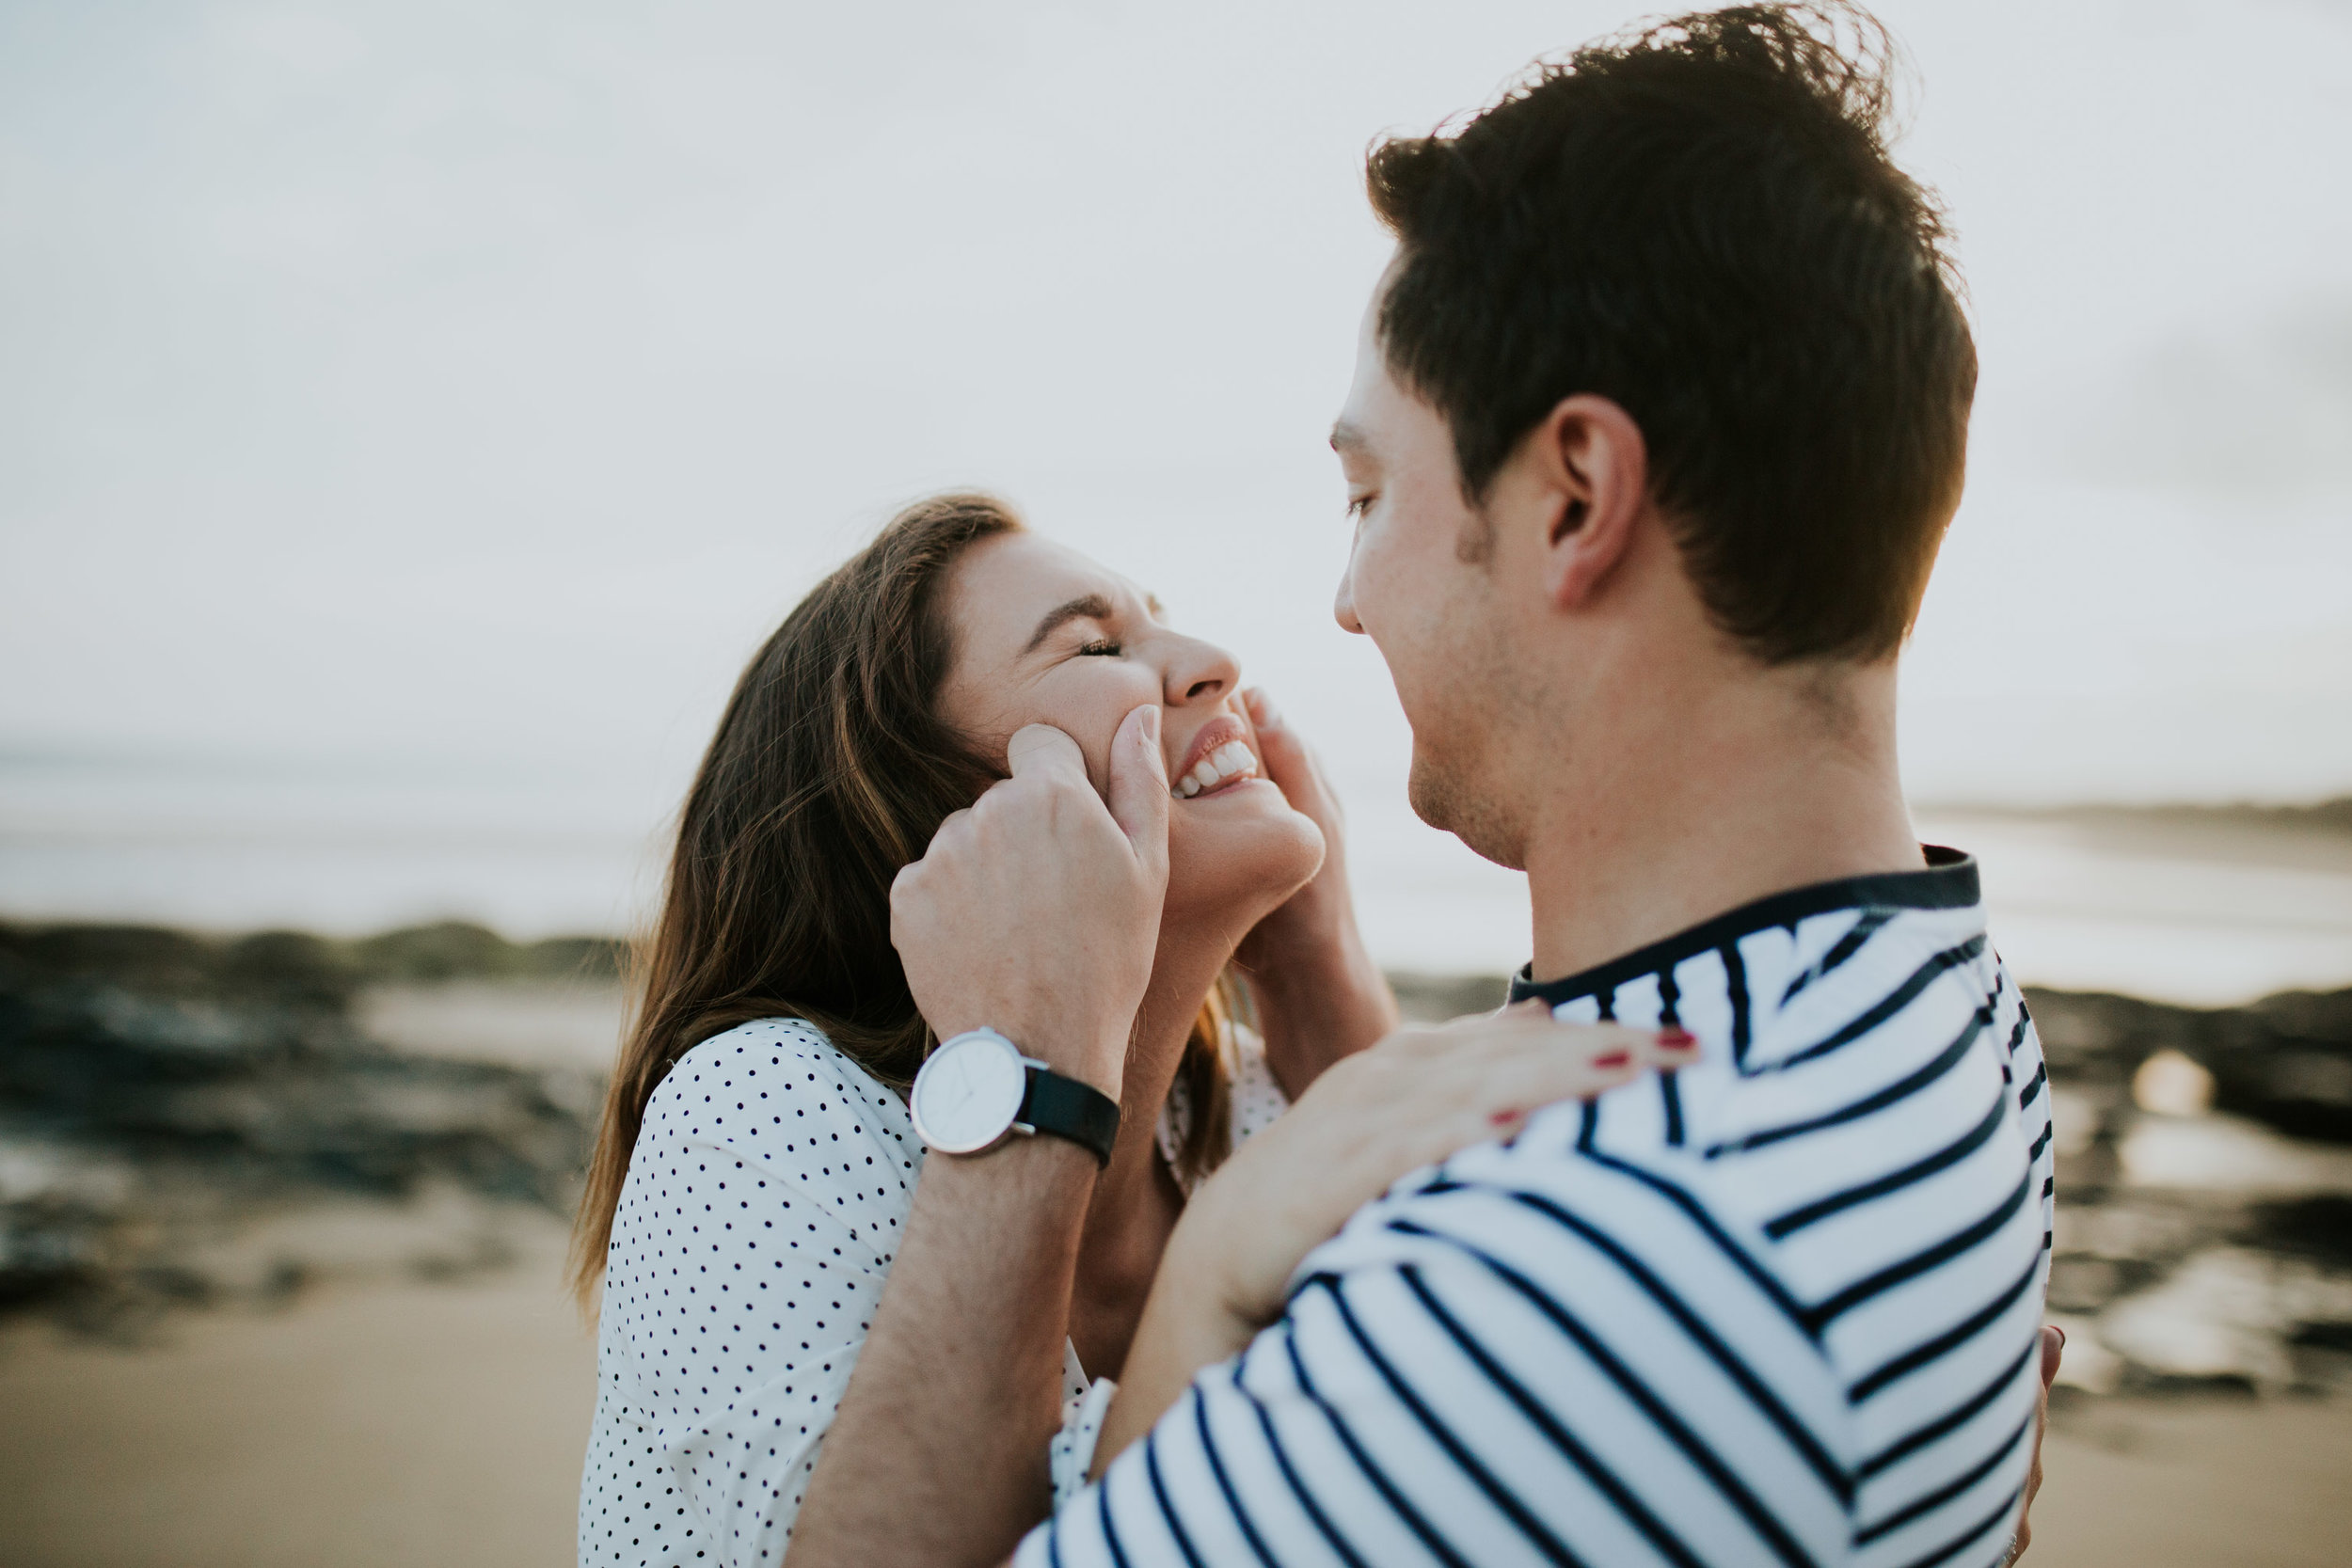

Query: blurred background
[2,2,2347,1564]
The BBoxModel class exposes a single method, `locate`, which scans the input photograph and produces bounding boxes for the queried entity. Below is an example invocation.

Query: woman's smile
[1169,711,1263,800]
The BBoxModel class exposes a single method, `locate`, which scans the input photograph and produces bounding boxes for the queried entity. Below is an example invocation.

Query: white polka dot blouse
[577,1016,1288,1568]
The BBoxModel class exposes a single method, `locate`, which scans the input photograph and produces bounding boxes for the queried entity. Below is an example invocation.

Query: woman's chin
[1165,779,1327,921]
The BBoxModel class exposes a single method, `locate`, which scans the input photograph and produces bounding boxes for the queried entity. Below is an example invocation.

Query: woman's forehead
[961,532,1159,620]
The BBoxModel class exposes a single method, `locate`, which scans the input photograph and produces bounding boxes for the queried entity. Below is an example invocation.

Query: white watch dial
[911,1029,1028,1154]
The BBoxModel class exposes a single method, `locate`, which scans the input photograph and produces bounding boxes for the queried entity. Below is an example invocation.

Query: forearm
[1087,1219,1260,1480]
[1246,918,1399,1098]
[787,1136,1098,1568]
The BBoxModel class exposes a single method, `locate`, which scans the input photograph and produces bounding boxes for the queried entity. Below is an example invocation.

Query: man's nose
[1334,564,1364,635]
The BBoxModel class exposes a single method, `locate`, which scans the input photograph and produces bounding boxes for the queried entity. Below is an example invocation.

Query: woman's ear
[1528,394,1650,612]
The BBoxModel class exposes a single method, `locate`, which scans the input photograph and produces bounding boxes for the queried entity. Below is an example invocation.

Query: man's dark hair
[1368,2,1974,664]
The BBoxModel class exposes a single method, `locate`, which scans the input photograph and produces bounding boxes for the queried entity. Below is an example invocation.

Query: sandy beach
[2,1241,2347,1568]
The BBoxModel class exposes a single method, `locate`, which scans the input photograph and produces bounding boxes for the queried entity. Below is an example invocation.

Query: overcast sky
[5,0,2349,836]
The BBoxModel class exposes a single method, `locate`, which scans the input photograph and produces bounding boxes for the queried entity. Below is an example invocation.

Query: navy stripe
[1185,1388,1279,1568]
[1854,1410,2033,1544]
[1096,1465,1132,1568]
[1710,997,1994,1158]
[1142,1429,1206,1568]
[1801,1167,2035,1332]
[1394,1203,1851,1504]
[2026,1122,2051,1163]
[1317,1278,1599,1567]
[1396,1250,1820,1568]
[1540,1150,1816,1333]
[1661,1070,1686,1147]
[1777,935,1987,1069]
[1850,1258,2043,1402]
[1766,1095,2010,1239]
[2003,1012,2029,1064]
[1724,940,1755,1071]
[1858,1337,2038,1481]
[1781,908,1894,1006]
[2016,1061,2047,1112]
[1283,1316,1472,1568]
[1658,966,1682,1025]
[1230,1339,1372,1568]
[1891,1491,2022,1568]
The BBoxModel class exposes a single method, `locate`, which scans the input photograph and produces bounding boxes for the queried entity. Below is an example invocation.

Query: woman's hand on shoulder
[1091,1006,1694,1477]
[1176,1005,1696,1331]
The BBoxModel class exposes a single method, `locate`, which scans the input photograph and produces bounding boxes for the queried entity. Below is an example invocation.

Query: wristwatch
[909,1027,1121,1166]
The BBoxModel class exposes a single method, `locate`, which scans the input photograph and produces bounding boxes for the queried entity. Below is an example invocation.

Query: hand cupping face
[889,713,1168,1101]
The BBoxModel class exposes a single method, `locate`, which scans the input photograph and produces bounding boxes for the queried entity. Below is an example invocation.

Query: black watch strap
[1017,1066,1121,1166]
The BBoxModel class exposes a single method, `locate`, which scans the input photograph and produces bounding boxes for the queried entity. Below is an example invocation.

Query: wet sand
[0,1248,596,1568]
[3,1250,2347,1568]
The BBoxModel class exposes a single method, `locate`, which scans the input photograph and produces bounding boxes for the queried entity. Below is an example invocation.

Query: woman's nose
[1164,635,1240,705]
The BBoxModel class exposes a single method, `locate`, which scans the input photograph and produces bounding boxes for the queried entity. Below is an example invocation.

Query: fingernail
[1657,1028,1695,1050]
[1592,1050,1630,1069]
[1140,706,1161,744]
[2050,1324,2067,1351]
[1487,1107,1523,1127]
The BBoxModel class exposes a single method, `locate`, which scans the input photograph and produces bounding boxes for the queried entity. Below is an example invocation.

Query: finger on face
[1005,722,1089,784]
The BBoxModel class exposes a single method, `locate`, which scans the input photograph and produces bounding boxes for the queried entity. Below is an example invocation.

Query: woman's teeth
[1173,740,1260,799]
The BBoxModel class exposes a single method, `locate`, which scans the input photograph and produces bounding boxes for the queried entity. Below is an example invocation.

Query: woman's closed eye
[1077,637,1123,657]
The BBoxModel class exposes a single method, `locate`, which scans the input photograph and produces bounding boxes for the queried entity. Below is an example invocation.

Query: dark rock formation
[0,923,611,1325]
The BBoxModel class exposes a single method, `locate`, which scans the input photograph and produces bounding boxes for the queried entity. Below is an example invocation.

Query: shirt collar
[1507,846,1981,1007]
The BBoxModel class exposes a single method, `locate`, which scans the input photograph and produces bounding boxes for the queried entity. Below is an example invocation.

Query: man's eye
[1346,493,1375,521]
[1077,639,1122,657]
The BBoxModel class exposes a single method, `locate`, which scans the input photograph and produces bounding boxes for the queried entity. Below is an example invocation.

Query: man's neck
[1521,657,1923,986]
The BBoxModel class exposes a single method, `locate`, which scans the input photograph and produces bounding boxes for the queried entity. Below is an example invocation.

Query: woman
[572,494,1673,1566]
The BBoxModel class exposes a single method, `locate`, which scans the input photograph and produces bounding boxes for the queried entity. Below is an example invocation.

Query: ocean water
[4,752,2346,1009]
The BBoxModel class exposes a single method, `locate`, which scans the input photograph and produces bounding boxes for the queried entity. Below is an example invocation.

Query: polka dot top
[577,1016,1287,1568]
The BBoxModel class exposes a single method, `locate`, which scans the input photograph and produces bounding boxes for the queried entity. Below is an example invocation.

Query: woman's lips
[1170,713,1262,800]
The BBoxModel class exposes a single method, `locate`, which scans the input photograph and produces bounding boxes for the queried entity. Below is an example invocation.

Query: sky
[3,0,2350,954]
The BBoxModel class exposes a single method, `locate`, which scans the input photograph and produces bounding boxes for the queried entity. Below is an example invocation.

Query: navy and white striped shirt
[1018,848,2054,1568]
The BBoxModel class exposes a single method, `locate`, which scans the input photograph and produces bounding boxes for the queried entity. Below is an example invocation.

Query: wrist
[920,1120,1102,1202]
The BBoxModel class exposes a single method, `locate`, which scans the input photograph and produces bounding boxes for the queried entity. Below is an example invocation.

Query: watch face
[910,1030,1027,1154]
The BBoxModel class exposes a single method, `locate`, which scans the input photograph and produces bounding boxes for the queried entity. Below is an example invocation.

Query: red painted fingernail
[1592,1050,1630,1069]
[1487,1107,1523,1127]
[1658,1028,1695,1050]
[2050,1324,2067,1351]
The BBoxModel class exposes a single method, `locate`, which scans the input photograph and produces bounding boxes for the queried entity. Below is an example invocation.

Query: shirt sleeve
[612,1133,894,1568]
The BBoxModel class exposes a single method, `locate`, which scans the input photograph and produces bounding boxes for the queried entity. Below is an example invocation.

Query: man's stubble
[1399,522,1535,873]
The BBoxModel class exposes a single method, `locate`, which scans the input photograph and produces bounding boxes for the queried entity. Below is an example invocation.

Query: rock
[2096,1247,2352,1395]
[0,920,602,1324]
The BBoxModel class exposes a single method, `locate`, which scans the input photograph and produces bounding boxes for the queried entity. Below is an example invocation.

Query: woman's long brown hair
[570,493,1232,1304]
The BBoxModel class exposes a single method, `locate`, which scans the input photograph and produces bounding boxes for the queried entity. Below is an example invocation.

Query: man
[800,6,2058,1564]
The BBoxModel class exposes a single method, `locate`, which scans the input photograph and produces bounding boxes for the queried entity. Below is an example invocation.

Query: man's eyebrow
[1329,420,1369,454]
[1023,593,1116,655]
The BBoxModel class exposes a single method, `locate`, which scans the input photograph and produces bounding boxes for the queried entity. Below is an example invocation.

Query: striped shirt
[1017,848,2054,1568]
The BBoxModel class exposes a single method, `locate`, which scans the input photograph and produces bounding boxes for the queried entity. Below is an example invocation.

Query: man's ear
[1525,394,1649,611]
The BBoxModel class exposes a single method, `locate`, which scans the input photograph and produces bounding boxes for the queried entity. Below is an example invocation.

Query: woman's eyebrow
[1022,593,1116,655]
